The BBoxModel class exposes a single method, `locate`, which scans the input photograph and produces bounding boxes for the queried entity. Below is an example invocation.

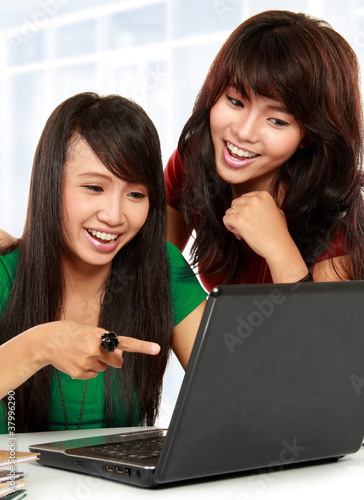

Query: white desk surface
[0,428,362,500]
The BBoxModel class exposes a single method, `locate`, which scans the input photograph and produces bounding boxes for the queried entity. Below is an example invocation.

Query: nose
[231,108,260,144]
[97,193,126,227]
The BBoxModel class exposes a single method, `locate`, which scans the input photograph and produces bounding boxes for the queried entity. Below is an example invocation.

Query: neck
[61,255,111,324]
[62,252,111,291]
[230,165,282,197]
[232,178,273,198]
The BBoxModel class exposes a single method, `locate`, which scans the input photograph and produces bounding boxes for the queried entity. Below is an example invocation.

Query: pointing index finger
[116,336,161,355]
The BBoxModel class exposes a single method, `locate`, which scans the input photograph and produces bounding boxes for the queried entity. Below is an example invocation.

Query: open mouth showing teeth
[226,141,258,159]
[87,229,118,243]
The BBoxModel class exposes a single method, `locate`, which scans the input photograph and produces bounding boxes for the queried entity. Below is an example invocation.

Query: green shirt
[0,242,206,432]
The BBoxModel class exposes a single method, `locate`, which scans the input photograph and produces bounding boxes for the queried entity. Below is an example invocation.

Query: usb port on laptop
[105,464,113,472]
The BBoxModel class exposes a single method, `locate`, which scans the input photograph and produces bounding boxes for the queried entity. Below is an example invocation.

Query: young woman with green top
[0,92,206,433]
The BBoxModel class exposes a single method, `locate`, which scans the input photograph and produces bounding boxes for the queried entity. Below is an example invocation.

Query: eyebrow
[77,171,111,180]
[266,104,290,114]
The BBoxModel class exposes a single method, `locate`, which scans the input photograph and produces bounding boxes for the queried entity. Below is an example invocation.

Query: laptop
[30,281,364,488]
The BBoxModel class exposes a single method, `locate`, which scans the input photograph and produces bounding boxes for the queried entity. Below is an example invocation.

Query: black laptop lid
[155,281,364,484]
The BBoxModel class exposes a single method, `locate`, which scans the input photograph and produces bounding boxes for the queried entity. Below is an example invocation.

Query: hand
[31,321,160,380]
[223,191,289,258]
[223,191,308,282]
[0,229,18,252]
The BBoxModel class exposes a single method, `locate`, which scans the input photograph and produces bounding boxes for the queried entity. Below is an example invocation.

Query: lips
[87,229,118,243]
[222,141,259,168]
[84,228,122,253]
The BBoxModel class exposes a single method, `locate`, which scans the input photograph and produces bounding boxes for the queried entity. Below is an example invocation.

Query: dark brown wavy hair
[1,92,174,431]
[178,10,364,281]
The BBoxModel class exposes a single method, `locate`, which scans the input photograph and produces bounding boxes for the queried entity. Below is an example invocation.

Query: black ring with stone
[100,332,119,352]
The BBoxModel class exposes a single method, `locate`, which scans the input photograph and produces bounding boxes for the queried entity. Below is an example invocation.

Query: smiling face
[209,87,306,196]
[62,136,149,273]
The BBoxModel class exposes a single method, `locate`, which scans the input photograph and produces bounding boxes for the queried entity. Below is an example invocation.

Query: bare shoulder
[0,230,17,253]
[312,255,351,281]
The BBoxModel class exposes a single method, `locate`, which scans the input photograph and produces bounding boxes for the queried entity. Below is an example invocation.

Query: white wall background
[0,0,363,426]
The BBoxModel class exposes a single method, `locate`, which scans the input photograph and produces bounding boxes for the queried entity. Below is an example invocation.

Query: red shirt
[164,149,348,292]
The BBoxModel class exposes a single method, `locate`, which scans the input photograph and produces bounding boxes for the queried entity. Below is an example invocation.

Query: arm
[164,149,190,252]
[172,300,206,370]
[166,204,190,252]
[223,191,352,283]
[166,240,207,369]
[0,321,160,399]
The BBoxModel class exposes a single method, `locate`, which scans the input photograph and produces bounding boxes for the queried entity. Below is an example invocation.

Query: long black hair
[178,10,364,281]
[1,92,174,430]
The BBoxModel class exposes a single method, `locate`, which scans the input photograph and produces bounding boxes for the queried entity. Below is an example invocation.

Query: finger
[230,230,243,240]
[103,350,124,369]
[82,370,101,380]
[116,336,160,355]
[223,213,238,227]
[86,360,108,373]
[69,366,106,380]
[225,206,239,216]
[222,215,242,239]
[223,221,243,240]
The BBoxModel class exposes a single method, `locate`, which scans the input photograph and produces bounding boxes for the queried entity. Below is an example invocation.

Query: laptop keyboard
[84,436,166,461]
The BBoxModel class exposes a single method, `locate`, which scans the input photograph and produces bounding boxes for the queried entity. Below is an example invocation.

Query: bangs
[226,27,303,115]
[78,117,148,188]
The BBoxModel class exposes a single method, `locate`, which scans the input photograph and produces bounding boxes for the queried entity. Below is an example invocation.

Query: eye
[83,185,103,193]
[128,192,148,199]
[269,118,289,127]
[226,94,244,108]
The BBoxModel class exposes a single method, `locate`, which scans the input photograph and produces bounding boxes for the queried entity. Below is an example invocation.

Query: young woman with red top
[165,10,364,292]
